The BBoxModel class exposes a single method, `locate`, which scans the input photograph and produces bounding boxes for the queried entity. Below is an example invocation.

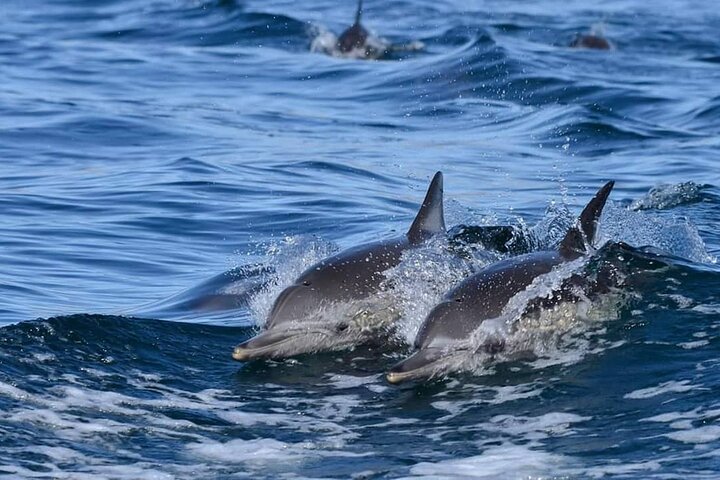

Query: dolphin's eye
[454,297,463,303]
[302,281,311,287]
[336,323,349,332]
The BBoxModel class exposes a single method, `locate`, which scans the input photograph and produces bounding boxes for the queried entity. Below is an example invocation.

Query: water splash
[247,235,337,327]
[307,23,422,60]
[385,239,477,345]
[601,202,714,264]
[631,182,709,211]
[308,24,390,60]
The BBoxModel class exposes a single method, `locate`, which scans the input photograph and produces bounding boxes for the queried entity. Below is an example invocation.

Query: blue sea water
[1,0,720,478]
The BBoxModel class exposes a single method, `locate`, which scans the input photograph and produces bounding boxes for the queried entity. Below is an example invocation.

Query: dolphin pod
[233,176,619,385]
[232,172,447,361]
[386,181,615,384]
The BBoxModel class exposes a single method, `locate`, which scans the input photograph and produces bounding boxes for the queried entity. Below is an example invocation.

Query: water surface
[1,0,719,478]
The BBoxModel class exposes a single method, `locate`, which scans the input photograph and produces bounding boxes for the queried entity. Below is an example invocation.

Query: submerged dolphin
[387,181,615,384]
[232,172,446,361]
[337,0,369,54]
[570,34,612,50]
[570,25,612,50]
[319,0,422,60]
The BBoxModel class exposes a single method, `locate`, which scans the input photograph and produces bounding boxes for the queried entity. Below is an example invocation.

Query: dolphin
[570,34,612,50]
[386,181,615,384]
[232,172,447,361]
[311,0,424,60]
[337,0,369,54]
[570,25,612,50]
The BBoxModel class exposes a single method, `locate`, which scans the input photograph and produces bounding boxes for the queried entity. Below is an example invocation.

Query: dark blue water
[1,0,720,478]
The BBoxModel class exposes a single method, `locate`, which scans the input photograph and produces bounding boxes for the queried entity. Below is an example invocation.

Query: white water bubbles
[600,200,714,264]
[631,181,708,211]
[528,199,575,250]
[385,238,478,345]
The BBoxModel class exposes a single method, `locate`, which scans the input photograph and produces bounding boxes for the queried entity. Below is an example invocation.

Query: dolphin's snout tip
[231,330,302,362]
[385,371,405,385]
[386,348,457,384]
[385,359,420,385]
[232,344,251,361]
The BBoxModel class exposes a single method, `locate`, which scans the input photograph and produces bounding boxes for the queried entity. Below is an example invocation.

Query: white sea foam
[431,383,545,422]
[578,460,663,478]
[403,444,571,480]
[643,410,698,423]
[0,380,31,400]
[187,437,316,464]
[31,352,57,363]
[481,412,591,440]
[324,373,387,392]
[1,368,370,478]
[188,437,370,465]
[659,293,695,309]
[641,404,720,446]
[0,463,177,480]
[679,339,710,349]
[692,303,720,315]
[624,380,702,399]
[666,426,720,444]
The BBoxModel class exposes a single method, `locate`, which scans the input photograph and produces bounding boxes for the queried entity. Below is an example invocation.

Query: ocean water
[1,0,720,478]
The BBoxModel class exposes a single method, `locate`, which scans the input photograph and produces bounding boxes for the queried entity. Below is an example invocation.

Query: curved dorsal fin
[354,0,363,25]
[407,172,446,244]
[559,181,615,258]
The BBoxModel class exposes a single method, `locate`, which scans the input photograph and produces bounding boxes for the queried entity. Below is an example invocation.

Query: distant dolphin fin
[407,171,446,244]
[559,181,615,257]
[354,0,363,25]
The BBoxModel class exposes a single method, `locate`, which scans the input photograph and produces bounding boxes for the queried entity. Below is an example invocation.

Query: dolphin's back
[337,0,367,53]
[337,24,369,53]
[298,237,407,298]
[415,251,563,348]
[266,237,408,329]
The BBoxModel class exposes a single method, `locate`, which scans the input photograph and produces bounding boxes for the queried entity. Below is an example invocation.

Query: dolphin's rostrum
[386,181,615,384]
[233,172,446,361]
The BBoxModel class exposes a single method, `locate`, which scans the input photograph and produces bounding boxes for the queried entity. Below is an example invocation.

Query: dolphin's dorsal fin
[559,181,614,258]
[354,0,363,25]
[407,171,446,244]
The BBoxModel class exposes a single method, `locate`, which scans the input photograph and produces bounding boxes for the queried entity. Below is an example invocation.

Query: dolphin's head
[386,301,474,384]
[385,297,508,384]
[233,279,338,361]
[386,347,469,384]
[232,273,400,361]
[232,242,403,362]
[232,319,348,362]
[233,171,446,362]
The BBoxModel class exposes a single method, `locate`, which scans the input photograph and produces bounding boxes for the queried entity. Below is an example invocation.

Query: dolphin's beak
[386,348,458,384]
[232,328,330,361]
[232,330,299,361]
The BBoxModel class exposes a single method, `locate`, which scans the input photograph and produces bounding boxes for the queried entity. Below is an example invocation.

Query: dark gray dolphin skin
[337,0,368,53]
[232,172,446,361]
[570,33,612,50]
[386,181,615,384]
